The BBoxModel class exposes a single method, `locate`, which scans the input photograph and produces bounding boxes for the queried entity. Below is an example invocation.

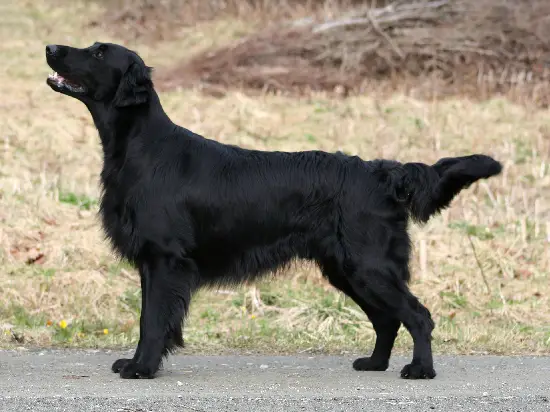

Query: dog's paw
[111,358,133,373]
[352,357,389,371]
[119,360,157,379]
[400,363,436,379]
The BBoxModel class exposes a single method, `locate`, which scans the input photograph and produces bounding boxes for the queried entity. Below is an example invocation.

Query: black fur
[45,42,502,380]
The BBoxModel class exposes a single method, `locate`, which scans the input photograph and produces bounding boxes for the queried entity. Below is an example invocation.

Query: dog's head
[45,42,153,107]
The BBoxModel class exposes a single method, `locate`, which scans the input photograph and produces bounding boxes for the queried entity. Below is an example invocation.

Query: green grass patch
[58,191,97,210]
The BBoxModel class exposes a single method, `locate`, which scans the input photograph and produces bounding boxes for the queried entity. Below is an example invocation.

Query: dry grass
[0,1,549,355]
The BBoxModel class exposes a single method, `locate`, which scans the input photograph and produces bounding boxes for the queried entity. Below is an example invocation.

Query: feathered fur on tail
[394,154,502,223]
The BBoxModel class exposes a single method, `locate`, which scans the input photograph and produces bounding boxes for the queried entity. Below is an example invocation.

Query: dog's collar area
[47,71,85,93]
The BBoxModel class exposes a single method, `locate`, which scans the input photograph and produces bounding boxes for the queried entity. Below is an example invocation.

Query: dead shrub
[154,0,550,105]
[90,0,372,42]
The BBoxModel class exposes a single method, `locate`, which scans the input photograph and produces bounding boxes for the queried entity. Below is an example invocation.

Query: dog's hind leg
[319,228,436,379]
[351,305,401,372]
[321,262,401,372]
[345,262,436,379]
[117,256,197,379]
[394,289,436,379]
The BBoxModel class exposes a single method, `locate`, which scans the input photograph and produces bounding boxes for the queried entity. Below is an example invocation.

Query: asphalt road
[0,349,548,411]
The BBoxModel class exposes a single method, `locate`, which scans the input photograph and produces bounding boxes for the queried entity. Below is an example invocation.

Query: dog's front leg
[111,268,148,374]
[116,257,197,379]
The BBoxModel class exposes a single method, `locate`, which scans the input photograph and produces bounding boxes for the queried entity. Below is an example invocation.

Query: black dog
[45,42,502,380]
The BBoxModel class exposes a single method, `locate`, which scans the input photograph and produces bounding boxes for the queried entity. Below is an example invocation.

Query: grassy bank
[0,1,548,356]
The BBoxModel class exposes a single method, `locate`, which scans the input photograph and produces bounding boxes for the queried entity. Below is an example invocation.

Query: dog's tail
[392,154,502,223]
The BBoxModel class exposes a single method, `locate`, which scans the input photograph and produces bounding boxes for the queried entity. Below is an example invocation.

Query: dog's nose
[46,45,58,56]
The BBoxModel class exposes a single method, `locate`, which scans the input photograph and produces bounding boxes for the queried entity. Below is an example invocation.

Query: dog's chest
[99,190,140,260]
[99,163,187,262]
[99,165,145,261]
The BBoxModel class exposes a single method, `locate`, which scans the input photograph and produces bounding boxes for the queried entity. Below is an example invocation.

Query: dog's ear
[113,63,153,107]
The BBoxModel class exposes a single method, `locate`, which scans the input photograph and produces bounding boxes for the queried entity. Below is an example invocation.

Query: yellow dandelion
[250,314,256,319]
[103,329,109,335]
[59,320,67,329]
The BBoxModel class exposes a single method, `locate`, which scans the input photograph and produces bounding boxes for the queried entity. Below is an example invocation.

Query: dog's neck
[85,89,175,159]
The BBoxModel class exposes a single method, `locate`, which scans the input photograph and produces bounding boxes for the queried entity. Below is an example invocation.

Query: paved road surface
[0,349,548,411]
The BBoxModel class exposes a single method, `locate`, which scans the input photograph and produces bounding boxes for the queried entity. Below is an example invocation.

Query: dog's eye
[93,50,104,59]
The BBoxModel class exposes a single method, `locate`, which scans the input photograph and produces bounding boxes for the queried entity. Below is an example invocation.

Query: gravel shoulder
[0,350,549,411]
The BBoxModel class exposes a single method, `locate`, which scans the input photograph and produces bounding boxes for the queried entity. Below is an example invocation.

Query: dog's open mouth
[47,72,86,93]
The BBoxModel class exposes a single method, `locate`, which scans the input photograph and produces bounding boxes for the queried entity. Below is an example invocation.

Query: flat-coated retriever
[45,42,502,380]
